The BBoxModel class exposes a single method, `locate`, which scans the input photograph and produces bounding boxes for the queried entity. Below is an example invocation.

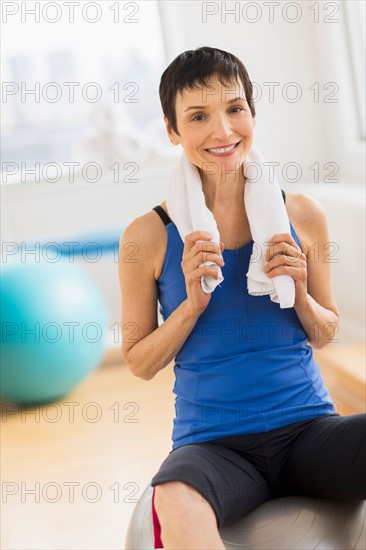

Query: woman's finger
[265,240,302,262]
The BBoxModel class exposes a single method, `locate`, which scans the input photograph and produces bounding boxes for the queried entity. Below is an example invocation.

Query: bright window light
[1,1,166,185]
[343,0,366,140]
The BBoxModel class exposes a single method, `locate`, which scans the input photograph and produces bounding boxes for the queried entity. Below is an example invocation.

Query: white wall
[2,1,364,345]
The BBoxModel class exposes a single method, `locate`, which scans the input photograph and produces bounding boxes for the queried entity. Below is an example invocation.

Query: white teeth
[207,143,237,154]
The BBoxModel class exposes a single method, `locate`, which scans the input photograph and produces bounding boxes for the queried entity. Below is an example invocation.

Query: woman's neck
[201,174,246,212]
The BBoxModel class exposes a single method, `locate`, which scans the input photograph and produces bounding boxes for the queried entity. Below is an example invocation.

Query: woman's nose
[209,115,232,139]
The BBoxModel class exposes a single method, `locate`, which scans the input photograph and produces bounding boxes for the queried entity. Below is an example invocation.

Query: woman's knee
[154,480,203,513]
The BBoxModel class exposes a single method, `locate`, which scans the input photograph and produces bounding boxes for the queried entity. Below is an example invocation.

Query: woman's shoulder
[285,191,328,255]
[120,204,168,280]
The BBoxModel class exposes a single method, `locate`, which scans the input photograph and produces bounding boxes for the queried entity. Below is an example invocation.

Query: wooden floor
[1,344,365,549]
[1,361,176,550]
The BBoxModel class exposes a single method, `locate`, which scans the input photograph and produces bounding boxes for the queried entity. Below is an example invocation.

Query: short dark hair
[159,46,256,136]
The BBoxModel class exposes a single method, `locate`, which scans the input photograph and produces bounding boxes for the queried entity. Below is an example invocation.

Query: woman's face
[165,75,256,180]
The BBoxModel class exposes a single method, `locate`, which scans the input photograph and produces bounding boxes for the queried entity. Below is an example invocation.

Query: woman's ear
[164,116,179,145]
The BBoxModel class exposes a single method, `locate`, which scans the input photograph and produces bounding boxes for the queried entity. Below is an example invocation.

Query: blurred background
[1,1,365,549]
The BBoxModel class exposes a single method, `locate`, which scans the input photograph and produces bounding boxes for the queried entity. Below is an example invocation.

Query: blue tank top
[153,193,336,451]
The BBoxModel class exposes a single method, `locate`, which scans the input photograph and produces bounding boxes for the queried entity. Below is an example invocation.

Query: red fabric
[152,486,164,548]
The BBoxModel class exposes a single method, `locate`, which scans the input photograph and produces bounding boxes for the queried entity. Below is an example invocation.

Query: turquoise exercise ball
[1,257,108,404]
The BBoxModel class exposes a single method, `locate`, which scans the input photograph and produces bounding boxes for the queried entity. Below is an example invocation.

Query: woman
[118,47,365,549]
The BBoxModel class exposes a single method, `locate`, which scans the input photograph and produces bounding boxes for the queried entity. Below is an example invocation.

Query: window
[342,0,366,140]
[1,1,167,185]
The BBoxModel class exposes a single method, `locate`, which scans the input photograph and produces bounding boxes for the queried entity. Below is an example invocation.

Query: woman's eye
[192,114,204,122]
[191,107,245,122]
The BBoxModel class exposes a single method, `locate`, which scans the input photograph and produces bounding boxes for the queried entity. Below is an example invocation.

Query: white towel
[166,146,295,309]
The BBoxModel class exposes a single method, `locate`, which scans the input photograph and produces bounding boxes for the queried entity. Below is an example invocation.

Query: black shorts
[151,413,366,534]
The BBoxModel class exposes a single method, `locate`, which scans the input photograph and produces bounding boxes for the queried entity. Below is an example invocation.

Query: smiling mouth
[205,141,241,154]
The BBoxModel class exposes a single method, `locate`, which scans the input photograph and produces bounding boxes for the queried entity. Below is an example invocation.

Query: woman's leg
[154,480,226,549]
[279,413,366,499]
[151,441,273,549]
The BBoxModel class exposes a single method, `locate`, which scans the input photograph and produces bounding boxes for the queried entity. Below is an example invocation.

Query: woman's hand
[263,232,308,306]
[181,231,225,315]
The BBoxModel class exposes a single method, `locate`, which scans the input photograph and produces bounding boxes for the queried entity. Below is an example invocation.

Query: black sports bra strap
[152,190,285,225]
[152,205,173,226]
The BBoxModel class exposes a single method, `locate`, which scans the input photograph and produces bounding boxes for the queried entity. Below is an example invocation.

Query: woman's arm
[264,193,340,350]
[118,216,202,380]
[293,194,340,349]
